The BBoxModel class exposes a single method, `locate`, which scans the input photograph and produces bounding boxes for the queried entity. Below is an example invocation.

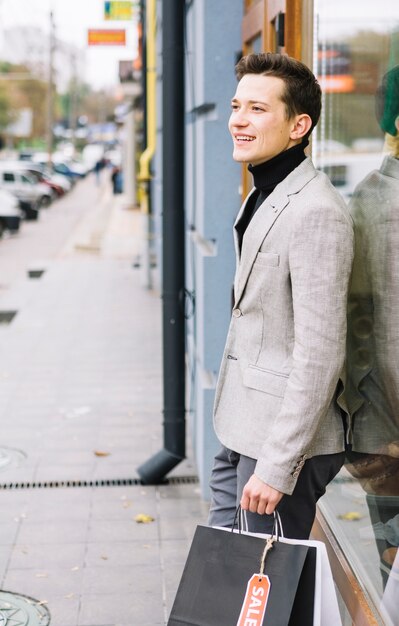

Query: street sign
[88,29,126,46]
[104,1,134,21]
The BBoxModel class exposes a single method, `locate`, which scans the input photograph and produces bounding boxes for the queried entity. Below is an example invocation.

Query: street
[0,172,208,626]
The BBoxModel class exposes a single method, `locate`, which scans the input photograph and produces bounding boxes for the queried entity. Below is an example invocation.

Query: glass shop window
[314,1,399,625]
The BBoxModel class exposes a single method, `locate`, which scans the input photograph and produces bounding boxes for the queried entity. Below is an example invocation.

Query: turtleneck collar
[248,139,309,192]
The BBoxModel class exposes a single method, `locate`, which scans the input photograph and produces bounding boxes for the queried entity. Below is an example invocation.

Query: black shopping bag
[167,524,316,626]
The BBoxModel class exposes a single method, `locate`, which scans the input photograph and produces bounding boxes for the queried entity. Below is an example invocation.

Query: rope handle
[259,536,275,576]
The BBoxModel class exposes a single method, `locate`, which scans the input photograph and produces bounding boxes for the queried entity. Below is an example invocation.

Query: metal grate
[0,590,51,624]
[0,475,199,490]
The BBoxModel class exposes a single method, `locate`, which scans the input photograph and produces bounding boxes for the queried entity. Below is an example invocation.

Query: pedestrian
[111,165,122,194]
[94,158,102,186]
[208,52,354,539]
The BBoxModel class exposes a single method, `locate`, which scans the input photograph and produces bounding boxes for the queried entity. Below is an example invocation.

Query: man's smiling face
[229,73,300,166]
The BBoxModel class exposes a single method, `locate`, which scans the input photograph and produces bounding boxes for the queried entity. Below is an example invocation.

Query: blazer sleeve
[254,190,354,494]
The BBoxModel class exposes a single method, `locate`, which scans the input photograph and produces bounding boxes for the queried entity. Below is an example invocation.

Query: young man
[209,52,354,539]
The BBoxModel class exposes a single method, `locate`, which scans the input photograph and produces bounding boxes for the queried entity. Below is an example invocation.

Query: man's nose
[230,109,248,127]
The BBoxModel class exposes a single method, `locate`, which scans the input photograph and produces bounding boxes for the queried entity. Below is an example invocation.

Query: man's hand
[240,474,284,515]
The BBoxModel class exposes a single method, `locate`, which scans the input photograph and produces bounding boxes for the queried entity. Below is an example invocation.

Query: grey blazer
[213,157,354,494]
[342,155,399,454]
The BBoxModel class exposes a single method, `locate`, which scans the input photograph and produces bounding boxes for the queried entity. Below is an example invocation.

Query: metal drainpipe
[137,0,156,289]
[137,0,186,484]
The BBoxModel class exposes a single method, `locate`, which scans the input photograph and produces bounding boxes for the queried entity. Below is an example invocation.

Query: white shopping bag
[278,534,342,626]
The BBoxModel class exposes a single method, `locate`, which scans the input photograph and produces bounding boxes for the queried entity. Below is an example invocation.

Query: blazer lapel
[234,187,290,303]
[233,157,317,305]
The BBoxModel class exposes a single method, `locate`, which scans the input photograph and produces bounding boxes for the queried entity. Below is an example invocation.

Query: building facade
[150,1,399,623]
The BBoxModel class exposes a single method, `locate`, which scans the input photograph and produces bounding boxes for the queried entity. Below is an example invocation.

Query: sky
[0,0,139,89]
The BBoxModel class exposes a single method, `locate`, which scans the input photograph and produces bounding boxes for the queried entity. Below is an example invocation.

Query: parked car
[1,161,66,199]
[32,153,87,180]
[52,160,87,180]
[0,162,55,207]
[0,188,23,236]
[41,168,72,195]
[0,166,44,219]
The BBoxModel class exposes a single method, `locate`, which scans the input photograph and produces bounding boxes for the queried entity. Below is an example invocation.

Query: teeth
[236,136,254,142]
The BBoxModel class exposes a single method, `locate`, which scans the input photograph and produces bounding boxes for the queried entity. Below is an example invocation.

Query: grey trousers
[208,445,345,539]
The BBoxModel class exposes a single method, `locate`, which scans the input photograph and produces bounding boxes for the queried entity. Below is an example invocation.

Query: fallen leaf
[135,513,155,524]
[35,573,48,578]
[94,450,111,457]
[100,555,108,560]
[71,566,80,571]
[338,511,363,521]
[64,593,75,599]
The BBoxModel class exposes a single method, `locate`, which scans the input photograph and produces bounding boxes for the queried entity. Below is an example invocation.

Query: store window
[315,2,399,625]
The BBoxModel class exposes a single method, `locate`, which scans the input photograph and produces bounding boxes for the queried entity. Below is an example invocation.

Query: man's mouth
[235,135,255,142]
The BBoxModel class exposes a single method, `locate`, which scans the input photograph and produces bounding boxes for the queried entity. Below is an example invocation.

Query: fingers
[240,491,250,511]
[240,491,270,515]
[240,488,281,515]
[265,500,277,515]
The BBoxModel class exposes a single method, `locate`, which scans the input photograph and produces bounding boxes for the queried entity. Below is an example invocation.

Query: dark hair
[235,53,322,138]
[375,66,399,136]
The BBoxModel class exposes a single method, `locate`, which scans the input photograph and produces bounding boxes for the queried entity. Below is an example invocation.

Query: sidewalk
[0,178,209,625]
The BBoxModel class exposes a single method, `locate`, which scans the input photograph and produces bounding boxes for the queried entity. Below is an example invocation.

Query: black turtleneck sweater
[236,140,308,251]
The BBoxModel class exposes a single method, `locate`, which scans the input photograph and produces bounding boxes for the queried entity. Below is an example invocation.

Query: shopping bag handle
[232,505,284,540]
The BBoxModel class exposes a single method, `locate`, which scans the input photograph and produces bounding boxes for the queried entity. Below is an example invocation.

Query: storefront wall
[314,2,399,624]
[239,1,399,624]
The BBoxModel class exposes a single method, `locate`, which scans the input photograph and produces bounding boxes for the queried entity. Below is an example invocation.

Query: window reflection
[315,2,399,623]
[343,65,399,624]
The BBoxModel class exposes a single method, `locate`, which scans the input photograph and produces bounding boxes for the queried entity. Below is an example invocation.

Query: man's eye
[252,106,264,112]
[231,104,239,111]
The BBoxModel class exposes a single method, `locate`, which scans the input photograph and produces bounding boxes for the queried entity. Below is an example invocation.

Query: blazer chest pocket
[243,365,288,398]
[253,252,280,267]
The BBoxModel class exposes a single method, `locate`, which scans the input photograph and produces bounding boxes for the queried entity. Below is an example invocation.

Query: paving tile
[83,564,163,595]
[0,545,13,581]
[159,515,200,541]
[0,521,20,545]
[87,519,158,542]
[84,541,159,568]
[9,542,86,570]
[78,592,165,626]
[40,594,80,626]
[3,566,84,597]
[89,495,157,521]
[17,520,89,545]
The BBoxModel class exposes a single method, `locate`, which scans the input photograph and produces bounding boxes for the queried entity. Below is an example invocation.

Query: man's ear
[290,114,312,140]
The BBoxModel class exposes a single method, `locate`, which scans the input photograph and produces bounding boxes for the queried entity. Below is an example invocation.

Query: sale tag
[236,573,271,626]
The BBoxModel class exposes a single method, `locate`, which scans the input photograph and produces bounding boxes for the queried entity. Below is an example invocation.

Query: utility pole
[46,10,55,167]
[69,51,78,148]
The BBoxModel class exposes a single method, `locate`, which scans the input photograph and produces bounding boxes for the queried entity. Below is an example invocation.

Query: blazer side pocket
[243,364,288,398]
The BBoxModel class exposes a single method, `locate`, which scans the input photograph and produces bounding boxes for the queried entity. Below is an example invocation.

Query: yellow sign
[88,29,126,46]
[104,1,134,21]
